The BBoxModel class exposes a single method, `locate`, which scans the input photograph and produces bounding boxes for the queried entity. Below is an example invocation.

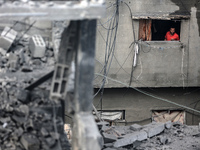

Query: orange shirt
[165,31,180,41]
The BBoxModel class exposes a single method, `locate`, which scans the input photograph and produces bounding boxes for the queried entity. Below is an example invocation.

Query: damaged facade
[0,0,200,150]
[94,0,200,126]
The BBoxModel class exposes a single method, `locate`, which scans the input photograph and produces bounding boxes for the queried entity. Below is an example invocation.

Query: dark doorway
[151,20,181,41]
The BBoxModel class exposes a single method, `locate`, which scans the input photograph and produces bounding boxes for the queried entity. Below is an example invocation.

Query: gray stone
[45,137,56,148]
[17,89,30,104]
[130,124,142,131]
[0,27,17,51]
[158,136,167,145]
[20,134,40,150]
[165,121,172,129]
[46,50,54,57]
[143,122,165,138]
[41,127,49,137]
[21,64,33,72]
[8,53,19,71]
[0,117,11,124]
[32,59,42,66]
[14,127,24,138]
[0,48,6,55]
[50,132,60,140]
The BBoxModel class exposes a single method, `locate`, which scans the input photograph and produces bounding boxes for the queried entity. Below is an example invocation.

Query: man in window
[165,27,180,41]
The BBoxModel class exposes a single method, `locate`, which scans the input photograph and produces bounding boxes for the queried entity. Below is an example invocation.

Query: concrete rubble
[0,26,55,75]
[0,25,69,149]
[0,83,70,150]
[99,122,200,150]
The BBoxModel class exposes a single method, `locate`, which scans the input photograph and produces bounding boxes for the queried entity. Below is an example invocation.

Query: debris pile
[99,121,200,150]
[0,26,55,73]
[0,84,70,150]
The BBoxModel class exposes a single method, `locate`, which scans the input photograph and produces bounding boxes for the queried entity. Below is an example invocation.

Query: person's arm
[177,35,180,41]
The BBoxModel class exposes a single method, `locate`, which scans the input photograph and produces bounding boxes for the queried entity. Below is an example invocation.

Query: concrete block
[50,63,69,99]
[165,121,172,129]
[29,35,46,58]
[143,122,165,138]
[8,53,18,71]
[0,27,17,51]
[0,48,6,55]
[130,124,142,131]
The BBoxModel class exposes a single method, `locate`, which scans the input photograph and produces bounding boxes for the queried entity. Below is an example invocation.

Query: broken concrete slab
[113,130,148,148]
[102,132,117,143]
[113,133,137,148]
[130,124,142,131]
[137,130,148,141]
[143,122,165,138]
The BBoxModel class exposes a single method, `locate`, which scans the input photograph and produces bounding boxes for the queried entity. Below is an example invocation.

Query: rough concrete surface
[100,122,200,150]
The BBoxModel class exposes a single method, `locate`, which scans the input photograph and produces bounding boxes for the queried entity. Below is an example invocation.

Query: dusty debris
[99,121,200,150]
[0,85,70,150]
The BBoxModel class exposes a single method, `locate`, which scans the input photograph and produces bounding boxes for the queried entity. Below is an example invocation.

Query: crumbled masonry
[99,122,200,150]
[0,84,70,150]
[0,27,69,150]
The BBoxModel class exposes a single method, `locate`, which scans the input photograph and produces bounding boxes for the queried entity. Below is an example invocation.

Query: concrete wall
[93,87,200,125]
[93,0,200,125]
[95,0,200,88]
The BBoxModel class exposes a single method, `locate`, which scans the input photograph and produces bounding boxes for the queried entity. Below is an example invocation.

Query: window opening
[139,19,181,41]
[152,110,185,124]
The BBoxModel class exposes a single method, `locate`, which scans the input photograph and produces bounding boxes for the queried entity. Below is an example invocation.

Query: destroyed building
[0,0,200,150]
[93,0,200,126]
